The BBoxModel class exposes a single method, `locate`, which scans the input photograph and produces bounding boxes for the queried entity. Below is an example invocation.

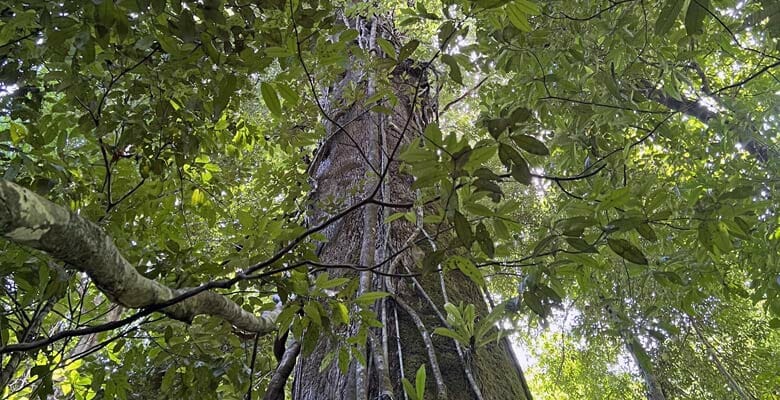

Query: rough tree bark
[287,16,532,400]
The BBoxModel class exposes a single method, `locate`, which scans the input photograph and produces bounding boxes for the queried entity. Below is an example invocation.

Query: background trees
[0,0,778,399]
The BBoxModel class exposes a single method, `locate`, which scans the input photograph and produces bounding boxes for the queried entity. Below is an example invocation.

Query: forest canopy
[0,0,779,399]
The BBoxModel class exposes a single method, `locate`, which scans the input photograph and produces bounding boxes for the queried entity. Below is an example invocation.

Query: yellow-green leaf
[261,82,282,116]
[507,3,532,32]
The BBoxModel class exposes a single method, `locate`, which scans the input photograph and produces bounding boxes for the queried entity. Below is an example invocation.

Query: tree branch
[262,341,301,400]
[0,179,278,349]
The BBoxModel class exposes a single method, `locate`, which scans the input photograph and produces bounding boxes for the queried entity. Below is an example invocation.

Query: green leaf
[438,21,456,46]
[485,118,510,138]
[513,0,541,15]
[607,238,649,265]
[565,237,598,253]
[340,29,359,43]
[377,38,396,59]
[509,107,532,124]
[655,0,685,35]
[685,0,709,35]
[511,157,532,185]
[316,277,350,289]
[523,291,545,316]
[424,123,443,146]
[398,39,420,61]
[422,250,445,275]
[507,3,533,32]
[476,222,495,258]
[498,143,521,170]
[338,347,350,373]
[354,291,390,306]
[433,327,469,345]
[334,302,350,325]
[719,185,754,200]
[319,351,336,373]
[512,134,549,155]
[630,337,654,373]
[454,211,473,247]
[415,365,426,400]
[303,302,322,326]
[261,82,282,116]
[636,223,658,242]
[402,378,418,400]
[447,256,485,288]
[475,303,506,341]
[532,235,556,256]
[9,122,26,144]
[276,82,300,106]
[441,54,463,85]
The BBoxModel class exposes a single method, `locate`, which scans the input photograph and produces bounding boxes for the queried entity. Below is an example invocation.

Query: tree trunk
[288,17,531,400]
[623,331,665,400]
[691,320,754,400]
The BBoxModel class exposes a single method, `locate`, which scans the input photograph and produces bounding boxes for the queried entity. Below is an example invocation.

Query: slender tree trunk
[289,17,531,400]
[691,320,754,400]
[623,330,665,400]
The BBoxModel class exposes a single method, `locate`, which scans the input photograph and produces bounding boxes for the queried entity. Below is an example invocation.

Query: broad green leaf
[334,302,350,325]
[261,82,282,116]
[276,82,300,106]
[513,0,541,15]
[565,237,598,253]
[424,123,443,146]
[512,134,549,155]
[485,118,510,138]
[523,291,544,316]
[441,54,463,85]
[685,0,709,35]
[447,256,485,288]
[377,38,396,59]
[636,223,658,242]
[415,365,426,400]
[399,39,420,60]
[339,29,359,43]
[655,0,685,35]
[498,143,522,170]
[338,348,350,373]
[719,185,754,200]
[432,327,469,345]
[319,351,336,373]
[607,238,649,265]
[354,291,390,306]
[190,188,206,205]
[511,158,532,185]
[507,3,532,32]
[454,211,473,247]
[303,302,322,326]
[475,303,506,341]
[476,222,495,258]
[509,107,532,124]
[402,378,418,400]
[438,21,456,46]
[10,122,26,144]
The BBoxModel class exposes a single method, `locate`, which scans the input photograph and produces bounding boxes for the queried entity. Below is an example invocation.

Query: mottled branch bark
[636,79,771,161]
[264,341,301,400]
[0,179,277,339]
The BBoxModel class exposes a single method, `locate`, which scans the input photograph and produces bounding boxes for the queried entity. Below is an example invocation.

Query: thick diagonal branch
[636,79,771,161]
[0,179,277,337]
